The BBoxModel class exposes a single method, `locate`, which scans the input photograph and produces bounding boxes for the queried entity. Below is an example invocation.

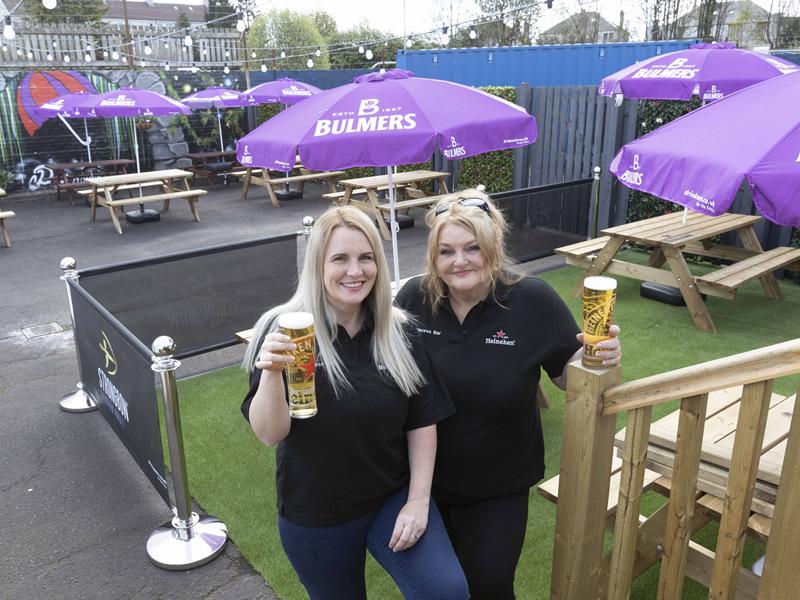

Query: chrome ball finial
[60,256,77,271]
[151,336,177,357]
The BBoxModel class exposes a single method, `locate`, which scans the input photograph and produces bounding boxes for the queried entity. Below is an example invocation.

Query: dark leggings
[436,489,530,600]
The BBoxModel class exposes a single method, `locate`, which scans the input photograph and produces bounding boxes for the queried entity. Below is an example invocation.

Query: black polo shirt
[242,316,454,526]
[395,276,581,502]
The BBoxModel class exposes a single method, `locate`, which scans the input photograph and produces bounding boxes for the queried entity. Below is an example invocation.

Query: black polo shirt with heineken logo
[242,316,455,526]
[396,276,581,502]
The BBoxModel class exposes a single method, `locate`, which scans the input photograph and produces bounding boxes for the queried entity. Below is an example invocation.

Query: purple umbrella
[609,70,800,227]
[74,88,190,221]
[599,42,797,102]
[181,87,244,152]
[236,69,536,285]
[240,78,322,106]
[37,91,98,162]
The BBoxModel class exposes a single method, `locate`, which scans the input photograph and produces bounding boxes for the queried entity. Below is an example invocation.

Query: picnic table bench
[85,169,207,235]
[0,186,13,248]
[556,212,800,332]
[337,170,451,240]
[187,150,239,186]
[234,166,344,208]
[49,159,134,204]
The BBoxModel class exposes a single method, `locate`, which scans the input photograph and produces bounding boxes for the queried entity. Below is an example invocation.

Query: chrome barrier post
[59,257,97,413]
[147,336,227,570]
[297,215,314,274]
[589,166,601,240]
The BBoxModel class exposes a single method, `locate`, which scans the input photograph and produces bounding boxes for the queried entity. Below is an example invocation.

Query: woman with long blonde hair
[242,206,467,600]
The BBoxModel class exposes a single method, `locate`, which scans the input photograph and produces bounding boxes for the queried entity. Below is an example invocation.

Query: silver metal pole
[590,166,601,239]
[298,215,314,274]
[146,336,227,570]
[59,257,97,413]
[388,166,401,290]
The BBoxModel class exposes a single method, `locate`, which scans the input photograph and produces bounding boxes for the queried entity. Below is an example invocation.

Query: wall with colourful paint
[0,68,249,195]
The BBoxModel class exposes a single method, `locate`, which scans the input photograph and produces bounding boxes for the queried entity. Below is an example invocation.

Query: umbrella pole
[216,107,224,152]
[83,119,92,163]
[683,100,709,225]
[388,166,401,291]
[124,117,159,224]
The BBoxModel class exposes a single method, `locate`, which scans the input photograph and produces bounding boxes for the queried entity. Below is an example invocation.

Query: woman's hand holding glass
[255,333,297,372]
[576,324,622,367]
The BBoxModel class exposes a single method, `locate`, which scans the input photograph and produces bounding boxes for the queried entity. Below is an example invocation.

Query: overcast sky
[256,0,777,43]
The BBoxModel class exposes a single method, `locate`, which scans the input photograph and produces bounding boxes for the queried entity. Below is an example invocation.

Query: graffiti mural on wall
[0,69,247,194]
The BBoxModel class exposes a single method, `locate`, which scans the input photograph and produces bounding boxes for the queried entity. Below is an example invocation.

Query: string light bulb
[251,50,256,59]
[260,63,267,72]
[1,43,6,52]
[223,63,230,74]
[144,41,152,55]
[63,53,70,62]
[3,16,15,41]
[358,45,364,54]
[315,47,321,57]
[405,38,413,48]
[27,50,33,59]
[43,0,58,8]
[469,28,477,39]
[47,52,53,61]
[165,62,170,71]
[184,31,193,47]
[307,58,314,68]
[84,52,91,62]
[111,50,119,60]
[365,49,373,60]
[190,64,198,74]
[280,50,286,58]
[236,17,246,33]
[441,26,450,46]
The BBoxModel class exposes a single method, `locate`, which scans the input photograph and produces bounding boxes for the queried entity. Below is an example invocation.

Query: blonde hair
[422,189,521,311]
[243,206,425,397]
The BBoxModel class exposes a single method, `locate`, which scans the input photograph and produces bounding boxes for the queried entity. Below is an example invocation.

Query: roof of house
[101,0,207,24]
[676,0,770,24]
[539,11,619,37]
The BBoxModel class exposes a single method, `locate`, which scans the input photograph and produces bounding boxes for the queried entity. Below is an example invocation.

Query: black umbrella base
[125,209,161,224]
[275,188,304,201]
[640,282,706,306]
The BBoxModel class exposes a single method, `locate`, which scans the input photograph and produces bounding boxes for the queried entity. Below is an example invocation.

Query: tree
[248,9,330,70]
[176,11,191,31]
[474,0,542,46]
[766,0,800,48]
[206,0,237,28]
[24,0,107,25]
[649,0,684,40]
[311,11,338,39]
[326,22,388,69]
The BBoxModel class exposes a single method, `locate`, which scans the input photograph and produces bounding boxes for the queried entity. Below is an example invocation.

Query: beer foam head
[278,311,314,329]
[584,276,617,291]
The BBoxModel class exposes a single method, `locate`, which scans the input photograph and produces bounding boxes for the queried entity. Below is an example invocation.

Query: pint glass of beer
[581,276,617,368]
[278,312,317,419]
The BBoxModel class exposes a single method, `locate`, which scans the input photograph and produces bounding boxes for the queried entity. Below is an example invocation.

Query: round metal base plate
[147,513,228,571]
[59,389,97,413]
[125,209,161,224]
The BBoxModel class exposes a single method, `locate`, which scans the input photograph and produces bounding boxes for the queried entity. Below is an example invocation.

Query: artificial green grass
[175,253,800,599]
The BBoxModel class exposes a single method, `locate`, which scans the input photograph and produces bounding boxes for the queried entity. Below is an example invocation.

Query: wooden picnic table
[0,186,12,247]
[234,160,342,208]
[337,170,451,240]
[49,159,134,203]
[186,150,239,186]
[556,211,800,332]
[84,169,207,235]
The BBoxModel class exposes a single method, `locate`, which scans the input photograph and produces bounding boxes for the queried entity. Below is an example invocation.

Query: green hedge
[458,86,517,193]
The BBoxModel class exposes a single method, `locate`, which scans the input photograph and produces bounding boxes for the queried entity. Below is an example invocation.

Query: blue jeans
[278,486,469,600]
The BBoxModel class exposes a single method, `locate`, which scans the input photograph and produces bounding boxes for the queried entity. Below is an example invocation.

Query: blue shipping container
[396,40,700,87]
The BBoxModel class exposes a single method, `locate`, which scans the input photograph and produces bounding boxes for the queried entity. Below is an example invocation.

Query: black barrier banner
[69,280,170,507]
[77,234,299,359]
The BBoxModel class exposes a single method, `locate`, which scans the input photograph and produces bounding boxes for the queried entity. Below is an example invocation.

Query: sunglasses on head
[434,197,491,217]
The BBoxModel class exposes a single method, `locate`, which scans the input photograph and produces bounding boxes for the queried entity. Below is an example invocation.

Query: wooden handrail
[602,339,800,415]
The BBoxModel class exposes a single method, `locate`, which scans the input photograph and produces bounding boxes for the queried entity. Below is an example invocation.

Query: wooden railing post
[758,382,800,599]
[551,361,620,600]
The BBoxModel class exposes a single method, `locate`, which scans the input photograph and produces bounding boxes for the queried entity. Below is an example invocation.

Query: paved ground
[0,182,563,599]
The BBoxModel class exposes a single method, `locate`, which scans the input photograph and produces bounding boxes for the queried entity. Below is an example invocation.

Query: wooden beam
[657,394,709,600]
[551,362,620,599]
[602,339,800,415]
[709,381,773,599]
[607,405,653,600]
[759,382,800,598]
